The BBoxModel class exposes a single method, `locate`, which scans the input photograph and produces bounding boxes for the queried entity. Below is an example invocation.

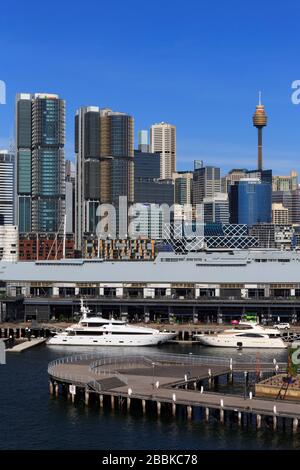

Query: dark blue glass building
[229,178,272,226]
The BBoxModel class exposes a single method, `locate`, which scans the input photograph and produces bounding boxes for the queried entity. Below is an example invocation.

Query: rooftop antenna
[258,91,262,106]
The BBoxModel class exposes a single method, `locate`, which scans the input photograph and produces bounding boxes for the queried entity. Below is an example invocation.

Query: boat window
[236,333,264,338]
[86,323,107,327]
[75,331,104,336]
[110,331,152,335]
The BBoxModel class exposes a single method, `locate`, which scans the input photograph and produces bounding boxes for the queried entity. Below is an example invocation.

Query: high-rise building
[272,190,300,225]
[134,150,160,179]
[252,92,267,170]
[173,172,193,205]
[246,168,272,185]
[229,178,272,226]
[135,179,174,206]
[203,193,229,224]
[0,151,15,225]
[0,225,18,262]
[272,171,298,192]
[65,160,75,234]
[16,93,65,233]
[130,203,164,239]
[222,168,272,193]
[138,130,149,152]
[75,106,134,249]
[249,223,275,249]
[150,122,176,179]
[221,169,248,193]
[192,166,221,205]
[272,203,289,225]
[194,160,203,171]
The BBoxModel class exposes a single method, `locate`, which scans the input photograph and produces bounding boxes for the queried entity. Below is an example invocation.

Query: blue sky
[1,0,300,175]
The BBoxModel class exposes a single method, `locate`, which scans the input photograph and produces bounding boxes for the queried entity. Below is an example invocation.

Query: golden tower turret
[252,92,267,170]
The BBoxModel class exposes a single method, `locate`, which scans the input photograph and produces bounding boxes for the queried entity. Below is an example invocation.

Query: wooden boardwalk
[47,353,300,427]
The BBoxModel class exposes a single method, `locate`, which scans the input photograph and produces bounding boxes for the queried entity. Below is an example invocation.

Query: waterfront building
[229,178,272,226]
[272,203,289,225]
[82,235,156,260]
[16,93,65,233]
[2,249,300,323]
[173,172,193,205]
[150,122,176,179]
[192,166,221,205]
[0,151,15,225]
[272,171,298,192]
[18,232,75,261]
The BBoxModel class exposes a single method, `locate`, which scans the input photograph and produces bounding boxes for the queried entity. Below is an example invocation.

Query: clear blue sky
[1,0,300,175]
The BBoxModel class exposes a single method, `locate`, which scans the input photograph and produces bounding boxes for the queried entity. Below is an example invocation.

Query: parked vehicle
[273,322,290,330]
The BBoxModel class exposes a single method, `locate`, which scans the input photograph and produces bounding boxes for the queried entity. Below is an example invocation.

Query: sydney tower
[252,92,267,170]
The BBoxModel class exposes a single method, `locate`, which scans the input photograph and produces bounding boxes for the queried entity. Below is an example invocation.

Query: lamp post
[244,371,248,400]
[152,362,155,390]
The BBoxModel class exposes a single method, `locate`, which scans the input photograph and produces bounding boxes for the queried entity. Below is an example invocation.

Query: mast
[63,214,67,259]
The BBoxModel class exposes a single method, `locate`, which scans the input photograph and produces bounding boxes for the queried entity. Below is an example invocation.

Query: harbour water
[1,343,300,450]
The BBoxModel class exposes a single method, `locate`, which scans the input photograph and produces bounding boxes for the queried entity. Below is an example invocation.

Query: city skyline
[1,1,300,174]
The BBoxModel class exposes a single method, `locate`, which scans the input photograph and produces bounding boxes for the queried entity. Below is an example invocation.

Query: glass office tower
[229,178,271,226]
[16,93,65,233]
[75,107,134,249]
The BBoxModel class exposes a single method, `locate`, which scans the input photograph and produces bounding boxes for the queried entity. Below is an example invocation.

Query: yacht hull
[47,332,176,347]
[196,335,287,349]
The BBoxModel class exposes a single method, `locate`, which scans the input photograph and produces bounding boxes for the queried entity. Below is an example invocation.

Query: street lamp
[152,362,155,390]
[244,371,248,400]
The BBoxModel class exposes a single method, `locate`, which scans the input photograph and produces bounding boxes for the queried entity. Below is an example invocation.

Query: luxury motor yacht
[47,300,176,347]
[194,321,287,349]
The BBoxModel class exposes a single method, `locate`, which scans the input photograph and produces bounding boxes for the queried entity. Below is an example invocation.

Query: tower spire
[252,93,267,171]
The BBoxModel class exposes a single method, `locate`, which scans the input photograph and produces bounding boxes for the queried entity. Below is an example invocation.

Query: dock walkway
[47,353,300,431]
[7,338,46,353]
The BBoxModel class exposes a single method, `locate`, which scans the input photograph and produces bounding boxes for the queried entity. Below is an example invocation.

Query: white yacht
[195,321,287,349]
[47,300,176,347]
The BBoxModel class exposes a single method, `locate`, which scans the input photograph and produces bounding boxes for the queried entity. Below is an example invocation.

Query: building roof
[1,250,300,285]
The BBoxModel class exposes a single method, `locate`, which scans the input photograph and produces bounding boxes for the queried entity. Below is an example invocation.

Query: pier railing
[48,352,286,387]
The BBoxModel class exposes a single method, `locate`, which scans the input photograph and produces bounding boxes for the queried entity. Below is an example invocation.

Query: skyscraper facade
[272,189,300,225]
[138,130,149,152]
[150,122,176,179]
[75,107,134,249]
[16,93,65,233]
[229,178,272,226]
[173,172,193,205]
[0,151,16,226]
[192,166,221,205]
[272,171,298,191]
[203,193,229,224]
